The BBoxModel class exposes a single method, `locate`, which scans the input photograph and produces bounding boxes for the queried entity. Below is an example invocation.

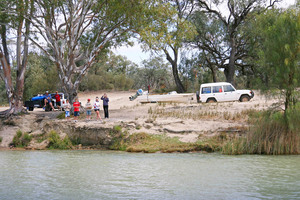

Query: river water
[0,151,299,200]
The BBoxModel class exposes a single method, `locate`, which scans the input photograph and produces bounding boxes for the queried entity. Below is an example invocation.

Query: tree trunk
[0,52,26,116]
[0,0,33,117]
[171,62,186,93]
[210,66,218,82]
[164,49,186,93]
[226,38,236,84]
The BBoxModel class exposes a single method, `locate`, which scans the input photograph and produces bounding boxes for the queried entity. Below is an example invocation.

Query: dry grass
[222,109,300,155]
[149,104,258,122]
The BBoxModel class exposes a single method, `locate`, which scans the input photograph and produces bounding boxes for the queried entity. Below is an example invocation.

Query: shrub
[56,112,65,119]
[109,126,128,151]
[11,130,32,147]
[48,130,72,149]
[0,136,2,143]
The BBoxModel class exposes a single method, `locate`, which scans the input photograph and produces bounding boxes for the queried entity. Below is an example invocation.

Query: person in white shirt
[64,99,71,120]
[93,97,102,121]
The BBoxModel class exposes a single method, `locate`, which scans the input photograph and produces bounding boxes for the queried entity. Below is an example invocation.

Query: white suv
[198,82,254,103]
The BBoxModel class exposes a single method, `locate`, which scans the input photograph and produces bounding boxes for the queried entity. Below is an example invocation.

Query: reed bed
[222,109,300,155]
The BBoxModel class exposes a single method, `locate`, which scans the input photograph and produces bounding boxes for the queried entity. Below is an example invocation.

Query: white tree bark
[30,0,130,103]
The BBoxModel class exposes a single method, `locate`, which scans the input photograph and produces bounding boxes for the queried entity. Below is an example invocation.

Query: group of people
[43,91,109,121]
[43,91,61,111]
[64,94,109,122]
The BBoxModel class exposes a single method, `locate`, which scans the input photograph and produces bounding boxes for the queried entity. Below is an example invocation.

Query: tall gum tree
[138,0,196,93]
[193,0,280,84]
[0,0,34,116]
[29,0,170,103]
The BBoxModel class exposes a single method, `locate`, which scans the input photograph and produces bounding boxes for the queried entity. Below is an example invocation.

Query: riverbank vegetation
[109,126,226,153]
[11,130,32,148]
[223,106,300,155]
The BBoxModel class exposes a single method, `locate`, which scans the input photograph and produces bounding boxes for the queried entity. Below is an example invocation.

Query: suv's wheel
[240,95,250,102]
[29,107,34,111]
[206,98,217,103]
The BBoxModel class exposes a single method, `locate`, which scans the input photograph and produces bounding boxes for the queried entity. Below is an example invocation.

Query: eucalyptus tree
[255,8,300,112]
[128,56,174,91]
[139,0,196,93]
[192,0,280,84]
[0,0,34,116]
[29,0,164,103]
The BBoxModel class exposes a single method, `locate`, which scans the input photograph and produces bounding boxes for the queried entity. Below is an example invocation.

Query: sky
[112,0,296,65]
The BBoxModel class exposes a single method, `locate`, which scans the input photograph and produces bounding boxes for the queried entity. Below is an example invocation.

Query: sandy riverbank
[0,90,280,148]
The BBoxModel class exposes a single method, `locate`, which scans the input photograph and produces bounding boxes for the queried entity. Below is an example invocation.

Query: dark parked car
[24,93,67,111]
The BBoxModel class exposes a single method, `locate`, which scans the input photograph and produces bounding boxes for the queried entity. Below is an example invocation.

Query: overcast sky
[112,0,296,65]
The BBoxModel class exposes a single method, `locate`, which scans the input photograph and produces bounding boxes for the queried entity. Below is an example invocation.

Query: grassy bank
[109,126,226,153]
[222,108,300,155]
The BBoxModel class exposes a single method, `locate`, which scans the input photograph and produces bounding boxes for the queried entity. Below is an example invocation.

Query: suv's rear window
[213,86,222,93]
[201,87,211,94]
[223,85,235,92]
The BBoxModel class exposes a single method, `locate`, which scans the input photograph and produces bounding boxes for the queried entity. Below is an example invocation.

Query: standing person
[54,91,61,110]
[44,91,55,111]
[85,99,92,120]
[101,93,109,119]
[93,97,102,121]
[73,98,81,122]
[64,99,71,120]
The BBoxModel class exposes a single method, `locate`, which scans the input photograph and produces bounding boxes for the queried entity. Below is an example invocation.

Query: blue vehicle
[24,92,67,111]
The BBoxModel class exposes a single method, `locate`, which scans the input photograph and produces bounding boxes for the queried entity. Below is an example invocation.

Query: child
[93,97,102,121]
[64,99,71,120]
[85,99,92,120]
[73,98,80,122]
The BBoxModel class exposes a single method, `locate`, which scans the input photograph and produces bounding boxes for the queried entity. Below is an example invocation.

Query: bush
[11,130,32,147]
[48,130,72,149]
[0,136,2,143]
[109,126,128,151]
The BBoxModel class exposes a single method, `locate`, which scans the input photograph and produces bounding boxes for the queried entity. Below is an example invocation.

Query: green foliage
[16,130,22,138]
[109,130,223,153]
[0,80,8,105]
[11,130,32,147]
[254,8,300,110]
[79,52,136,91]
[109,126,128,151]
[139,1,196,52]
[0,136,2,143]
[47,130,72,150]
[128,56,175,90]
[126,133,199,153]
[113,125,122,132]
[24,53,60,100]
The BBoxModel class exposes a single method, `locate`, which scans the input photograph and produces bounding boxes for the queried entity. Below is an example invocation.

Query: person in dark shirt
[44,91,55,111]
[101,93,109,118]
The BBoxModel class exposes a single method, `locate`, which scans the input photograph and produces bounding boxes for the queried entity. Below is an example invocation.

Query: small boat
[136,91,194,103]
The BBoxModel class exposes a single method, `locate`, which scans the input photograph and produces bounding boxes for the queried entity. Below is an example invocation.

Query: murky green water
[0,151,299,200]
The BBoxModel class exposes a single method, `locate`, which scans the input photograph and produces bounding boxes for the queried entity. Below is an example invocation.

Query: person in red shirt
[54,91,61,110]
[73,98,81,121]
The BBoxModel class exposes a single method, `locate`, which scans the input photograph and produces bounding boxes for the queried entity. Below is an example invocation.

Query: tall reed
[223,109,300,155]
